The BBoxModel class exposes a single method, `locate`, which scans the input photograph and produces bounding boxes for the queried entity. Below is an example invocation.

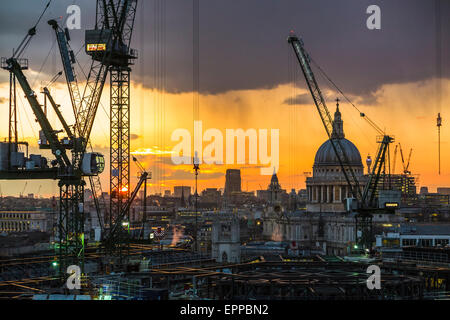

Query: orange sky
[0,76,449,197]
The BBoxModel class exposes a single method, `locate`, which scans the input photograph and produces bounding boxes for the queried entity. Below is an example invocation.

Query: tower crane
[48,19,108,234]
[0,0,109,277]
[83,0,138,253]
[48,0,138,265]
[405,149,412,175]
[287,33,394,250]
[4,56,106,274]
[398,143,413,175]
[392,144,398,175]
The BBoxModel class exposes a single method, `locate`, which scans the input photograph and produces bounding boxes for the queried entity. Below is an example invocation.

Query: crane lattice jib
[49,21,82,132]
[76,0,117,149]
[50,20,107,231]
[106,171,148,243]
[361,135,393,207]
[6,58,71,169]
[43,87,73,138]
[118,0,137,49]
[288,35,362,201]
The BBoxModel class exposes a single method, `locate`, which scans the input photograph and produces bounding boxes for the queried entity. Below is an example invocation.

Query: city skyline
[1,0,450,304]
[0,0,449,196]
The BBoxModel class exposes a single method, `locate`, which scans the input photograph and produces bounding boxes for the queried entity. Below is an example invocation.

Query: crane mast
[83,0,138,262]
[89,0,138,260]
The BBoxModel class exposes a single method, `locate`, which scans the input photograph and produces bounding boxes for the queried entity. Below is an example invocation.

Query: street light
[193,151,200,253]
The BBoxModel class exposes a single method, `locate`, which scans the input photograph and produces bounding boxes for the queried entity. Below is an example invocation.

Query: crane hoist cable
[61,36,111,123]
[46,71,63,88]
[31,38,57,88]
[309,57,385,136]
[312,60,375,150]
[13,0,53,59]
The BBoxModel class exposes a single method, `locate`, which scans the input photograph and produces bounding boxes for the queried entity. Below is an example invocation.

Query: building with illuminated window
[376,224,450,249]
[376,224,450,265]
[0,210,51,233]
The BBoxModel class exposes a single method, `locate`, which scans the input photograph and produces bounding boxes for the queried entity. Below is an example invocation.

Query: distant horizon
[2,179,449,199]
[0,0,449,196]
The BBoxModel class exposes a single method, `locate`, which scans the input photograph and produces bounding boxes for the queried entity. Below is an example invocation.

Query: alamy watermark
[171,121,279,175]
[366,265,381,290]
[66,265,81,290]
[366,5,381,30]
[66,5,81,30]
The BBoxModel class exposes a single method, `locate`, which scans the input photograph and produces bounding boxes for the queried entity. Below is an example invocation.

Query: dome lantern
[313,99,363,171]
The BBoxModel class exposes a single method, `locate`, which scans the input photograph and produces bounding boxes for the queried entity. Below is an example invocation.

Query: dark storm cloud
[141,0,450,97]
[356,93,379,106]
[283,91,354,106]
[1,0,449,98]
[283,93,312,106]
[0,0,96,83]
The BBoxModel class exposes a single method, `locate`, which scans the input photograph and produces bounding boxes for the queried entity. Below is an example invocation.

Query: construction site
[0,0,449,302]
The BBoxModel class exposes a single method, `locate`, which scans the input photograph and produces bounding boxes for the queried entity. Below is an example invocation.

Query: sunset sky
[0,0,449,196]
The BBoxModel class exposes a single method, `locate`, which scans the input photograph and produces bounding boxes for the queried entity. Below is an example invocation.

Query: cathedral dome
[313,100,363,168]
[314,138,362,167]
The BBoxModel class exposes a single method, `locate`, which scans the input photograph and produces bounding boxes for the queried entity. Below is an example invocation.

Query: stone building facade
[211,212,241,263]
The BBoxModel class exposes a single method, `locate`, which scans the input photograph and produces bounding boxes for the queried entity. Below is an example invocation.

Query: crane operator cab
[82,152,105,176]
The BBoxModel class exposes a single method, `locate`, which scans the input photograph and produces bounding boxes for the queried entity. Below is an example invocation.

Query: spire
[271,171,279,185]
[269,170,280,190]
[331,98,345,139]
